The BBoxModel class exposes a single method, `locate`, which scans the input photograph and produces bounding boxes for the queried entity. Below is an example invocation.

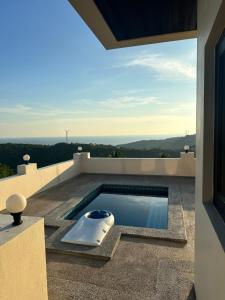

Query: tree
[0,163,14,179]
[160,152,169,158]
[111,150,124,158]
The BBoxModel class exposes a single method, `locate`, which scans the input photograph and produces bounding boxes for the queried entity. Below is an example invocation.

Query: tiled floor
[25,174,195,300]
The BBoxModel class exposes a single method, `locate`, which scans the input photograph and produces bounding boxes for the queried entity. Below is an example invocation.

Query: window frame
[214,29,225,222]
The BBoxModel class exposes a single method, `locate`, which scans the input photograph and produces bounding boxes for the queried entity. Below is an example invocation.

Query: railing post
[17,163,37,175]
[180,152,195,176]
[80,152,90,160]
[73,152,90,174]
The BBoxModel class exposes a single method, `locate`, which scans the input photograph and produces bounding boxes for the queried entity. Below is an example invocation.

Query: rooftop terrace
[0,153,195,299]
[23,173,195,300]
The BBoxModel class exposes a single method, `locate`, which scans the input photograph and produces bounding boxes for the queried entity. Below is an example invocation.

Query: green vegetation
[0,142,182,172]
[160,152,169,158]
[0,163,14,179]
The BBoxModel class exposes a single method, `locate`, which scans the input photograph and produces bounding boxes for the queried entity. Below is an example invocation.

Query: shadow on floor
[47,252,107,269]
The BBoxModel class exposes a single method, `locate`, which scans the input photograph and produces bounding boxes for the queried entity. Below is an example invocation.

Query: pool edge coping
[44,182,187,260]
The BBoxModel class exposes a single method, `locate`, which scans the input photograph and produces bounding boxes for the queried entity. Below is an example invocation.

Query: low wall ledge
[0,214,43,247]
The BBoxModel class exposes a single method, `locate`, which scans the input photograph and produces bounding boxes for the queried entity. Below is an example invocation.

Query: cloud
[0,104,196,137]
[0,104,31,114]
[0,104,89,119]
[0,95,196,137]
[166,102,196,114]
[111,88,151,96]
[71,95,159,110]
[99,96,158,109]
[124,53,196,80]
[0,112,195,137]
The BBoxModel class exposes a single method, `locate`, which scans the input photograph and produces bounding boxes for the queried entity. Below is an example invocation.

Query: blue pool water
[66,185,168,229]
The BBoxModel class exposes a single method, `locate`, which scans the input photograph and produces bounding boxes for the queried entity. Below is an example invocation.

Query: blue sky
[0,1,196,137]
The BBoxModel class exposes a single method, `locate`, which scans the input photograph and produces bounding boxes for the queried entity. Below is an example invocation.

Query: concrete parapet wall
[0,158,81,211]
[0,215,48,300]
[82,152,195,177]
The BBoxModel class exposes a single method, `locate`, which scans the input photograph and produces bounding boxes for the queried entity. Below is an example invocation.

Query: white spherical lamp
[6,194,27,226]
[78,146,82,153]
[184,145,190,153]
[23,154,30,165]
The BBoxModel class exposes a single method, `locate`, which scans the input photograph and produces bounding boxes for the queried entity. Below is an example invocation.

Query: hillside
[117,134,196,151]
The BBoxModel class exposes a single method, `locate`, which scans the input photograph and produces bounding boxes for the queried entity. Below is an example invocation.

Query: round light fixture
[184,145,190,153]
[23,154,30,165]
[6,194,27,226]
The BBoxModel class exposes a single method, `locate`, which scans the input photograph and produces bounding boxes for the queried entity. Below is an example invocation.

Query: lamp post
[65,129,69,143]
[6,194,27,226]
[23,154,30,165]
[184,145,190,153]
[78,146,82,153]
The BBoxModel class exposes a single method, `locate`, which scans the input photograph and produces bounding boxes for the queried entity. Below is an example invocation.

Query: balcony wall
[82,152,195,177]
[0,156,81,211]
[0,215,48,300]
[0,152,195,211]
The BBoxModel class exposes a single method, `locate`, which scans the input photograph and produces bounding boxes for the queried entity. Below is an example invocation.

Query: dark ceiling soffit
[94,0,197,41]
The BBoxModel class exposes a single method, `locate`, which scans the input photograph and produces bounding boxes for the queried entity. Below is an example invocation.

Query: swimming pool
[64,184,168,229]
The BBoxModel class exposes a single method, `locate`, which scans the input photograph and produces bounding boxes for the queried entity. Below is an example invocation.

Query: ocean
[0,135,174,146]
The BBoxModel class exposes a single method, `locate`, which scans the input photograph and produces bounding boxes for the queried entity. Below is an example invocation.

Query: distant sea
[0,135,175,146]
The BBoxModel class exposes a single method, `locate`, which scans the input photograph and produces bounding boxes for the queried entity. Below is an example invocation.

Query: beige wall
[82,152,195,177]
[195,0,225,299]
[0,215,48,300]
[0,158,81,211]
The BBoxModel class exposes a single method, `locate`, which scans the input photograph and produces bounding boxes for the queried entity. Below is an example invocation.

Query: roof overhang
[69,0,197,49]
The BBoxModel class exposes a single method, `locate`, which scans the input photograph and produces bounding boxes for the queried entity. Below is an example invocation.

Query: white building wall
[82,152,195,177]
[195,1,225,299]
[0,158,81,211]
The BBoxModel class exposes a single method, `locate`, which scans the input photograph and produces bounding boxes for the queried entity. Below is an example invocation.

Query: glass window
[214,30,225,221]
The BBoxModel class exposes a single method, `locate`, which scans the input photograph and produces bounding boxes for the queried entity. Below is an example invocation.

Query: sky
[0,1,197,138]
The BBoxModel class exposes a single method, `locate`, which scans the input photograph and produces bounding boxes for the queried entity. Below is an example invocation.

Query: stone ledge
[45,222,186,260]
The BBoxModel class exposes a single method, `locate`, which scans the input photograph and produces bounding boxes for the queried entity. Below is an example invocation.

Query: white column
[17,163,37,175]
[179,152,195,176]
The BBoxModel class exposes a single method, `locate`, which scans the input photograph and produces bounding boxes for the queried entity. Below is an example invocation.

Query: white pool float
[61,210,114,246]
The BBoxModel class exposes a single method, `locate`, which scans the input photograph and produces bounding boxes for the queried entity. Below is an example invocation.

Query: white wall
[195,1,225,299]
[0,215,48,300]
[82,152,195,177]
[0,157,81,211]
